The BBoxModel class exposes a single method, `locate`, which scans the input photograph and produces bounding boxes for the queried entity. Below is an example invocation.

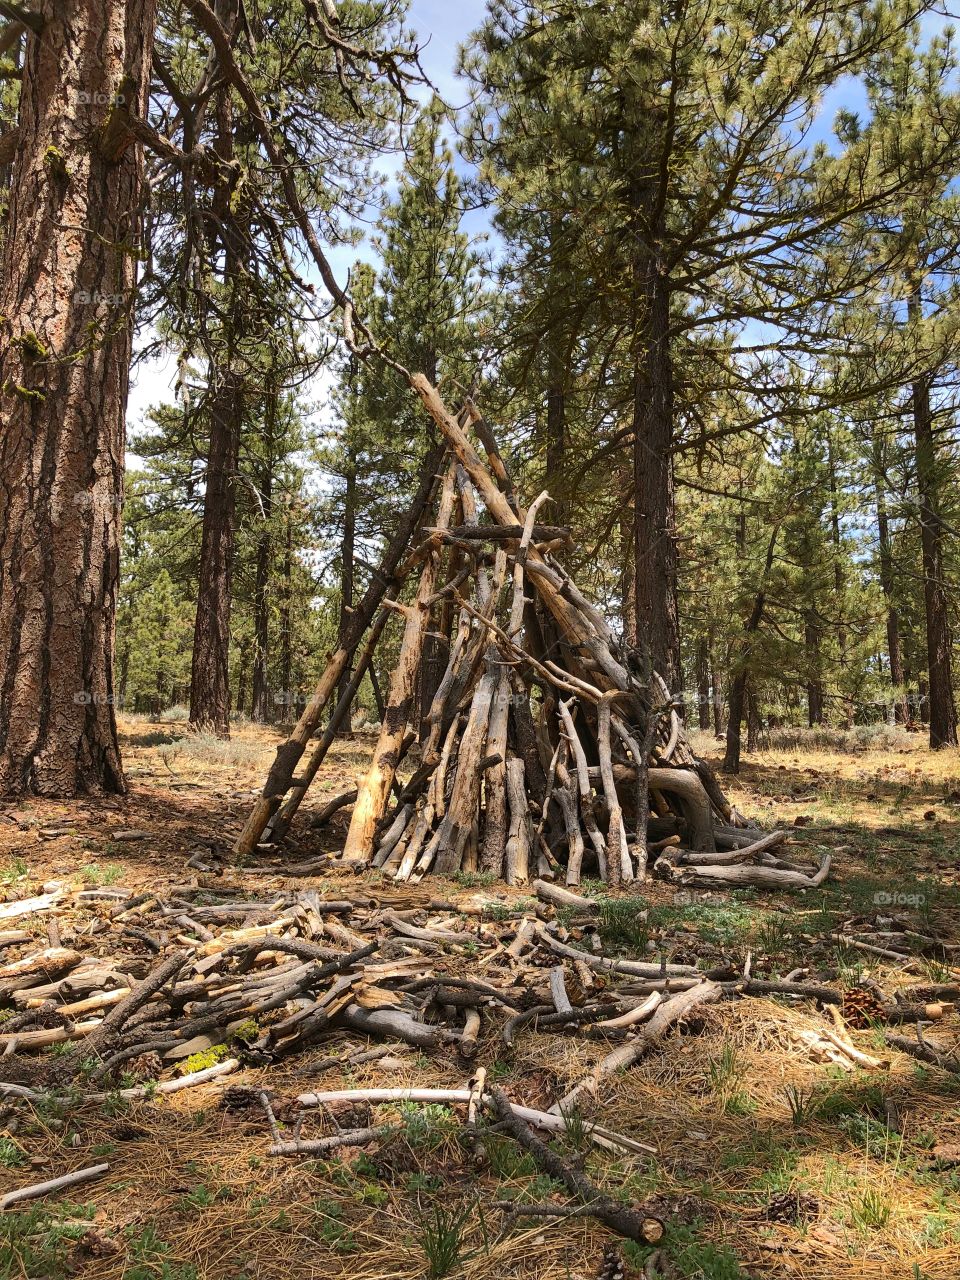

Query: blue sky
[128,1,490,427]
[127,4,956,429]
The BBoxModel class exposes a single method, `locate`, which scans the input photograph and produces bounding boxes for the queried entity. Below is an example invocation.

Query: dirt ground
[1,716,960,1280]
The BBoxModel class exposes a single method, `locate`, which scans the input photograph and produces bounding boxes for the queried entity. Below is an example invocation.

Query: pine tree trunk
[910,296,957,748]
[874,468,908,725]
[0,0,155,796]
[335,446,357,713]
[695,636,711,730]
[722,528,778,773]
[236,640,249,718]
[190,358,242,736]
[619,488,637,647]
[746,683,760,753]
[189,80,251,737]
[632,261,680,691]
[629,154,680,691]
[724,670,747,774]
[277,498,294,720]
[251,397,276,723]
[711,649,724,736]
[804,610,825,726]
[827,435,854,729]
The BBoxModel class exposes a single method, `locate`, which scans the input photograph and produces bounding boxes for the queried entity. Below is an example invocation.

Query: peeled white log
[0,1163,109,1211]
[504,756,531,885]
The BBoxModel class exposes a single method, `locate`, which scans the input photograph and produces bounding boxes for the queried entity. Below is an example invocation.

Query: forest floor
[1,717,960,1280]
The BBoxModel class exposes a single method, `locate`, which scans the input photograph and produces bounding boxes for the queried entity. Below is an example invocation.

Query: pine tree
[464,0,958,695]
[0,0,156,795]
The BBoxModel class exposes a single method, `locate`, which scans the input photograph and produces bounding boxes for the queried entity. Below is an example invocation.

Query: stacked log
[237,380,771,887]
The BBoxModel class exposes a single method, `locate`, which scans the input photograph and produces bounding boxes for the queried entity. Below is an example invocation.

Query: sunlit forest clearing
[2,722,960,1277]
[4,0,960,1277]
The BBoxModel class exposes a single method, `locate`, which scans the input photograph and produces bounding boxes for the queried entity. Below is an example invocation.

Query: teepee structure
[235,376,752,887]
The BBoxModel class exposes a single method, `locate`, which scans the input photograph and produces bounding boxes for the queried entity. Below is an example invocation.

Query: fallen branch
[0,1163,109,1211]
[487,1086,664,1244]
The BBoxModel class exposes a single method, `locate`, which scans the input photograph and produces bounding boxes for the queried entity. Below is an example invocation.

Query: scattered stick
[0,1163,110,1211]
[487,1087,664,1244]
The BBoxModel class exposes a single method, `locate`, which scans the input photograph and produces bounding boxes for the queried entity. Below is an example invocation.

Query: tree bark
[695,636,710,731]
[335,441,357,713]
[0,0,156,795]
[874,459,908,725]
[910,290,957,748]
[251,394,277,723]
[632,260,680,692]
[629,133,680,692]
[723,527,778,773]
[804,609,825,726]
[189,71,247,739]
[277,494,294,716]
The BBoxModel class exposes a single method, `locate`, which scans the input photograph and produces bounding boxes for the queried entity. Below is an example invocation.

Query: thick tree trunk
[632,262,680,692]
[334,446,357,715]
[0,0,155,796]
[874,468,908,725]
[190,361,242,736]
[629,151,680,691]
[278,496,294,717]
[251,395,277,723]
[619,488,637,647]
[910,313,957,748]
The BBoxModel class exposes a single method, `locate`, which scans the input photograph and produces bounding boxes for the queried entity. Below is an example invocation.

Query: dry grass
[2,719,960,1278]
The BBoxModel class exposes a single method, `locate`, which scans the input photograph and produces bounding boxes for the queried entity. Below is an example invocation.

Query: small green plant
[402,1102,455,1151]
[418,1201,483,1278]
[0,856,28,884]
[452,869,497,889]
[850,1184,892,1231]
[80,862,123,886]
[0,1137,25,1168]
[178,1044,228,1075]
[707,1042,739,1092]
[178,1183,227,1211]
[558,1101,591,1153]
[308,1199,358,1254]
[484,1133,536,1180]
[596,895,650,952]
[783,1082,819,1125]
[755,912,790,956]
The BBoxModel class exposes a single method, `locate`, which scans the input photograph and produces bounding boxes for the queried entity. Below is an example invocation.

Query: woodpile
[1,876,956,1241]
[236,379,812,890]
[1,879,949,1080]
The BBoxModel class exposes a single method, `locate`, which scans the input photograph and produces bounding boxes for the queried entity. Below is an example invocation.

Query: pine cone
[595,1244,625,1280]
[765,1191,819,1223]
[220,1085,271,1114]
[73,1229,119,1260]
[842,987,886,1029]
[125,1051,162,1082]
